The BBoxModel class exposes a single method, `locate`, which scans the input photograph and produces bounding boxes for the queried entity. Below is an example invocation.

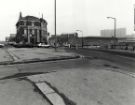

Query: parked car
[64,44,71,48]
[38,43,50,48]
[14,43,34,48]
[0,43,4,48]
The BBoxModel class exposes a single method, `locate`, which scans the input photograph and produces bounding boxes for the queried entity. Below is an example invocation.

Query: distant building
[77,36,117,47]
[60,33,78,45]
[5,37,9,42]
[101,28,127,38]
[118,37,135,44]
[49,33,78,46]
[16,12,49,44]
[9,34,16,41]
[49,34,119,47]
[10,34,16,37]
[5,34,16,42]
[126,34,135,38]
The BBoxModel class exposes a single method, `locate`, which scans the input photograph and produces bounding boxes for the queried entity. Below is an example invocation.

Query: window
[24,29,27,34]
[32,30,35,34]
[26,21,32,26]
[19,21,24,25]
[21,29,24,34]
[29,29,32,34]
[34,22,41,26]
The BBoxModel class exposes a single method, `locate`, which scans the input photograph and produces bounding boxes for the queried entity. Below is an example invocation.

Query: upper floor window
[34,22,41,26]
[32,30,35,34]
[29,29,32,34]
[26,21,32,26]
[19,21,24,25]
[24,29,27,34]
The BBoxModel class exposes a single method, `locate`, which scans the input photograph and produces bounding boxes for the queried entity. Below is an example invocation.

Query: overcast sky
[0,0,134,40]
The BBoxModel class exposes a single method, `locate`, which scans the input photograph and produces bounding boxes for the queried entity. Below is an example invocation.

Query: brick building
[16,12,49,44]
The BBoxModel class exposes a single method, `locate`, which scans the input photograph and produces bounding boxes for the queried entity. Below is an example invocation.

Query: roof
[16,15,47,26]
[23,16,39,21]
[19,15,47,23]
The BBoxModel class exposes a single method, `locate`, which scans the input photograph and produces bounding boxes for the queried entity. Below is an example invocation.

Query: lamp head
[107,17,116,20]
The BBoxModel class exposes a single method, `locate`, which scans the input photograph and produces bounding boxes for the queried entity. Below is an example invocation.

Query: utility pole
[76,30,83,48]
[107,17,117,38]
[134,4,135,31]
[54,0,57,50]
[107,17,117,46]
[26,19,29,43]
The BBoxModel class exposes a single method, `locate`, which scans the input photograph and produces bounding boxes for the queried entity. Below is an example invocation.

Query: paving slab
[46,93,65,105]
[36,82,55,94]
[35,82,65,105]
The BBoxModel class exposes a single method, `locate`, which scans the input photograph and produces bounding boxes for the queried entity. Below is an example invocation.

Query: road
[65,48,135,72]
[0,48,135,105]
[0,48,133,79]
[14,48,135,74]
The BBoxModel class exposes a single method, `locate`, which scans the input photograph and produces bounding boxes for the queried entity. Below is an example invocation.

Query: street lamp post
[26,19,29,43]
[107,17,117,48]
[76,30,83,48]
[107,17,117,38]
[54,0,57,50]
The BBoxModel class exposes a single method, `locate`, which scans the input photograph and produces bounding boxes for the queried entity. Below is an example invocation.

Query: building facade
[16,12,49,44]
[5,34,16,42]
[49,33,78,46]
[100,28,126,38]
[77,36,117,47]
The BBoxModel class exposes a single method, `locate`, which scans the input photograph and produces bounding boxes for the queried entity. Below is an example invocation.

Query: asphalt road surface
[0,48,135,79]
[0,48,135,105]
[0,48,133,79]
[65,48,135,72]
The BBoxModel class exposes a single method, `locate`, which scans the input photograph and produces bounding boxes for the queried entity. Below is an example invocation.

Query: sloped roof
[16,15,47,27]
[22,16,47,23]
[23,16,40,21]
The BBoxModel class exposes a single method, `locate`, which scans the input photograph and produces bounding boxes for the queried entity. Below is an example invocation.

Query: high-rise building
[100,28,126,38]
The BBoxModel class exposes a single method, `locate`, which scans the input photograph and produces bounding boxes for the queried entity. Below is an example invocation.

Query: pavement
[27,67,135,105]
[0,48,13,63]
[35,82,66,105]
[0,79,50,105]
[0,48,80,65]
